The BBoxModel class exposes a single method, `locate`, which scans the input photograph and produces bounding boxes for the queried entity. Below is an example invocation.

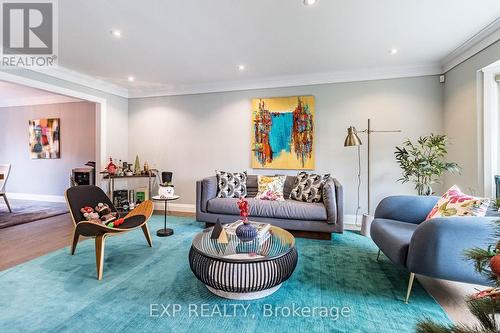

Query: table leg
[156,200,174,237]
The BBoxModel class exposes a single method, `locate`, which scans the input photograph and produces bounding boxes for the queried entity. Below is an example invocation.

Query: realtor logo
[1,0,58,67]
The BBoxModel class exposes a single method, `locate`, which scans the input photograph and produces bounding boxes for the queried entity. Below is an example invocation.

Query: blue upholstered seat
[370,218,418,266]
[371,195,495,287]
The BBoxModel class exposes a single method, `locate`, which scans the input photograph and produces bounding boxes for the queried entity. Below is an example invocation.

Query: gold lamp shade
[344,126,362,146]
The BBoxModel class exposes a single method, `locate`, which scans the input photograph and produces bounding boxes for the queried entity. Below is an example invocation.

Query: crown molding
[0,94,82,108]
[128,63,443,98]
[28,66,129,98]
[441,17,500,73]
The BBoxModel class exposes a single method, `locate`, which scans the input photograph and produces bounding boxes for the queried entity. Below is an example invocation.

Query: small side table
[152,195,180,237]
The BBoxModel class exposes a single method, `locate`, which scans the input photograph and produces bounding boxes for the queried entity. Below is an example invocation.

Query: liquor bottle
[106,157,117,175]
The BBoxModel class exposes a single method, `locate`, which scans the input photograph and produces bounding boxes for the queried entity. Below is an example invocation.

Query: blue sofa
[370,195,497,303]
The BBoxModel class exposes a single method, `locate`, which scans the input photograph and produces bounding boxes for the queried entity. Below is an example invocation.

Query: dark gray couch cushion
[370,218,418,266]
[207,198,327,221]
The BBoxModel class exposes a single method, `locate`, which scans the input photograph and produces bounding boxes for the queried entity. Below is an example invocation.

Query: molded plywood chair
[0,164,12,213]
[65,185,153,280]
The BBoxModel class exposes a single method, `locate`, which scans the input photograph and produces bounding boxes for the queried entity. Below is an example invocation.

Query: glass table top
[191,223,295,262]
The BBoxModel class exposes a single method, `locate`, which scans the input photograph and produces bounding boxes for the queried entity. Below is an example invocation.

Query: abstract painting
[29,118,60,159]
[251,96,314,169]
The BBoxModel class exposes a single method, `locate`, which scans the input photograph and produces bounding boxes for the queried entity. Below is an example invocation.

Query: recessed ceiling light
[238,65,245,71]
[127,76,135,82]
[303,0,317,5]
[110,29,122,38]
[390,48,398,55]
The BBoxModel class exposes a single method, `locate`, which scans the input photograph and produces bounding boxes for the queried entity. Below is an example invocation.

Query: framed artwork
[28,118,60,159]
[251,96,314,169]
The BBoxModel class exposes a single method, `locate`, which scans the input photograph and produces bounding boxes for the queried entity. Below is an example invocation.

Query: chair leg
[376,249,381,261]
[70,230,80,255]
[95,234,108,280]
[405,273,415,304]
[142,223,153,247]
[2,194,12,213]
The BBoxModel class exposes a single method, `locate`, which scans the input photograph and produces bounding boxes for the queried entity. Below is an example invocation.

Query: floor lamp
[344,118,401,236]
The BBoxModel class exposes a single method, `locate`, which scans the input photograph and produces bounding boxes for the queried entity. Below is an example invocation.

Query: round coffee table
[151,195,180,237]
[189,224,298,300]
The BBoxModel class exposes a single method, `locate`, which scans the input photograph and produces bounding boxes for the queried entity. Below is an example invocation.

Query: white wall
[443,40,500,195]
[129,75,444,214]
[0,102,95,196]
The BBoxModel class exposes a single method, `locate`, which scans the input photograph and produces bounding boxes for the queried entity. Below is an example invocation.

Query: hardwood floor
[0,213,74,271]
[0,211,477,326]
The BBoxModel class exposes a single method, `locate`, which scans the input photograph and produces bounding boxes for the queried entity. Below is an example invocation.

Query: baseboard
[344,214,361,231]
[153,202,196,213]
[6,192,66,203]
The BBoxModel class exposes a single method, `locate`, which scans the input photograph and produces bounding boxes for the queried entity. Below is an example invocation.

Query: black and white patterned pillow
[289,172,331,203]
[216,171,247,198]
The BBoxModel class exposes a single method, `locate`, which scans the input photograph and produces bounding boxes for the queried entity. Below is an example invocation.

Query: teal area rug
[0,216,451,332]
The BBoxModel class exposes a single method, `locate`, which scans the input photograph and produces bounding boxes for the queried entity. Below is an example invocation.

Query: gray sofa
[370,195,497,303]
[196,175,344,238]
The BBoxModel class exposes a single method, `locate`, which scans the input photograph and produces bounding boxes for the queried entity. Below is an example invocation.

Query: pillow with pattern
[425,185,490,221]
[255,175,286,201]
[290,172,331,203]
[216,170,247,198]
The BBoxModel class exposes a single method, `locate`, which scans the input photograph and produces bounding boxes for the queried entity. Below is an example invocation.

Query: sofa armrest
[407,217,497,285]
[322,179,336,224]
[196,176,218,213]
[322,178,343,230]
[374,195,439,224]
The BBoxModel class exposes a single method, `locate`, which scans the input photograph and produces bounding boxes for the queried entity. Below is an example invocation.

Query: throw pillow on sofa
[425,185,490,221]
[290,172,331,203]
[255,175,286,201]
[216,170,247,198]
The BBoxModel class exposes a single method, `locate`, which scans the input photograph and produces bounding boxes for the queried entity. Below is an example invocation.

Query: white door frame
[481,63,500,198]
[0,71,107,178]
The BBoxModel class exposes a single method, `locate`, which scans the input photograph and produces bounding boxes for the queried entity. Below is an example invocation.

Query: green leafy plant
[394,134,460,195]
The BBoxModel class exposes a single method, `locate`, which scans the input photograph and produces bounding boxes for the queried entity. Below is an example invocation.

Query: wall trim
[7,192,66,203]
[29,66,129,98]
[128,63,442,98]
[0,94,82,108]
[3,18,498,98]
[442,17,500,73]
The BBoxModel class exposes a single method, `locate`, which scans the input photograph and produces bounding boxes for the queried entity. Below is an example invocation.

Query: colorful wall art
[251,96,314,169]
[29,118,60,159]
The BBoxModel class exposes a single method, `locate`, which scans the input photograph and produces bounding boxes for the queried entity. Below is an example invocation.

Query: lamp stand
[359,118,401,236]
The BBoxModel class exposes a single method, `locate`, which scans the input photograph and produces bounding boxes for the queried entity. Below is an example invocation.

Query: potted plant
[394,134,460,195]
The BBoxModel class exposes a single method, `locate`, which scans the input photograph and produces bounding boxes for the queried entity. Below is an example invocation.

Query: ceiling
[0,81,82,107]
[54,0,500,96]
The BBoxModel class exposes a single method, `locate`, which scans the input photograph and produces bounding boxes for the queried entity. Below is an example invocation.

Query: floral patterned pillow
[255,175,286,201]
[425,185,490,221]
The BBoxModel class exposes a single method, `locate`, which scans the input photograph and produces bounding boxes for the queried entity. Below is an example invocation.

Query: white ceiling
[53,0,500,96]
[0,81,82,107]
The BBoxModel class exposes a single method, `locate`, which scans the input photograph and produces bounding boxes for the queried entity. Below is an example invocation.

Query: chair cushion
[370,218,419,266]
[120,215,146,229]
[207,198,327,221]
